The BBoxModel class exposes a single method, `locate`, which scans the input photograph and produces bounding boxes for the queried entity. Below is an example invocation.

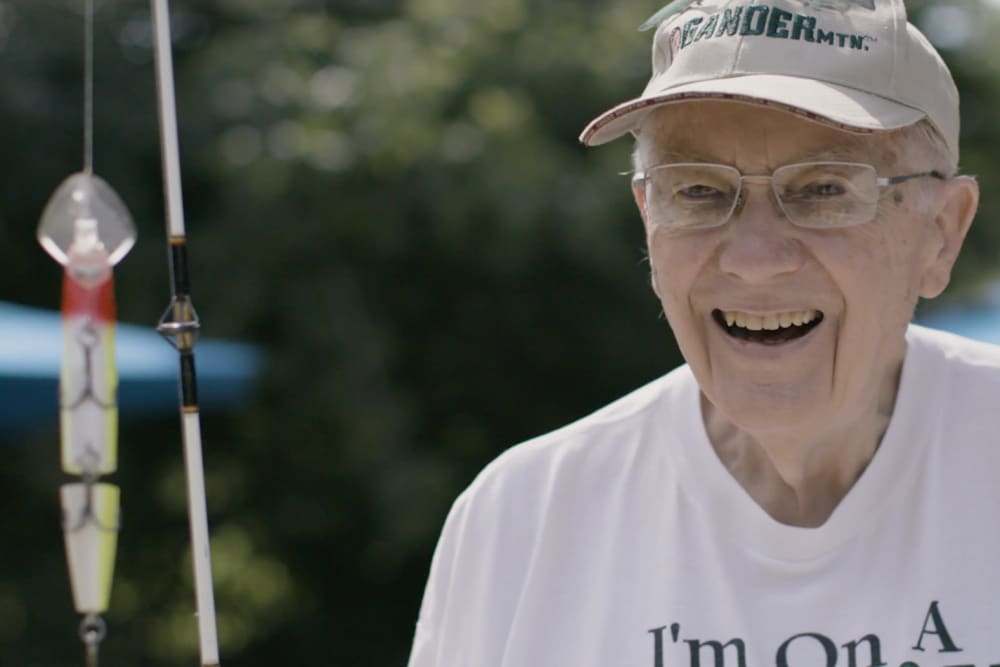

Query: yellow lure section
[61,482,120,614]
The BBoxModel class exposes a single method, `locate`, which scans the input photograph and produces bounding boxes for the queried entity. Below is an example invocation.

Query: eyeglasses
[633,161,947,231]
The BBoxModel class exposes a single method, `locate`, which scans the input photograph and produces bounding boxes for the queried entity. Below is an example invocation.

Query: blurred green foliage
[0,0,997,664]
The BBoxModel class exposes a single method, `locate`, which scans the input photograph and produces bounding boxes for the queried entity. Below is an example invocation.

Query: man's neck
[700,364,901,528]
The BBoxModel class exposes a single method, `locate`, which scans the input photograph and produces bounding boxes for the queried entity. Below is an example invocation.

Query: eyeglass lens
[643,162,881,230]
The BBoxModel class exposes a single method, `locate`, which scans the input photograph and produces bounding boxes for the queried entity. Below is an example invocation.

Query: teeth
[721,309,819,331]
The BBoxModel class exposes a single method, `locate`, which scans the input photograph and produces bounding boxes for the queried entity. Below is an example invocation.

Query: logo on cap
[671,4,877,53]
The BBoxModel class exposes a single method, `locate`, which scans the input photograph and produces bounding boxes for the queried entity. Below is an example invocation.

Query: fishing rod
[150,0,222,663]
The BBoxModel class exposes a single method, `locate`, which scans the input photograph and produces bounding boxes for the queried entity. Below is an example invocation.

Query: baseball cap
[579,0,959,164]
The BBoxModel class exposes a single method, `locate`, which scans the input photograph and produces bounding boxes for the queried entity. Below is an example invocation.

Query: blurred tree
[0,0,997,665]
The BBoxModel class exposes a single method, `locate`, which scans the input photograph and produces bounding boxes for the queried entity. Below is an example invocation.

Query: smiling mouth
[712,309,824,345]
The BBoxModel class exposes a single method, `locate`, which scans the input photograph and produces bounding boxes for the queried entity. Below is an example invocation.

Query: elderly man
[408,1,998,666]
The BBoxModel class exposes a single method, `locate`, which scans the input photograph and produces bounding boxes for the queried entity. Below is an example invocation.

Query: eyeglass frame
[631,161,949,231]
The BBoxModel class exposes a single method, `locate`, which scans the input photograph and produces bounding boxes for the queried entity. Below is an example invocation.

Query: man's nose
[716,183,806,283]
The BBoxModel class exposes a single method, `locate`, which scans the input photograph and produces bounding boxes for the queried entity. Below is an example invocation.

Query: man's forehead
[650,143,869,166]
[639,103,878,168]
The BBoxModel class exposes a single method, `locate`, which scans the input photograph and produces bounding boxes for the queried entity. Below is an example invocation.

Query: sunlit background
[1,0,998,664]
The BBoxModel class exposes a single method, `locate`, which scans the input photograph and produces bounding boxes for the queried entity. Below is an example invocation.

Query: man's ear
[920,175,979,298]
[632,177,661,296]
[632,177,649,229]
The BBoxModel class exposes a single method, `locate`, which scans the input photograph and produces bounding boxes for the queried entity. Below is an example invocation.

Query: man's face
[634,102,971,438]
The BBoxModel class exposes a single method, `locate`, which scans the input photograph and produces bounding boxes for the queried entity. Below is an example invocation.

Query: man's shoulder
[455,364,695,512]
[909,323,1000,374]
[907,323,1000,422]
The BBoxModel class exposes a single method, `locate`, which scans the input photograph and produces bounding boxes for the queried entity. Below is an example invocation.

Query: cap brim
[579,74,926,146]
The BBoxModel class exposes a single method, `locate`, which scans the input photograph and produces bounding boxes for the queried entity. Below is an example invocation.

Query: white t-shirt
[408,325,1000,667]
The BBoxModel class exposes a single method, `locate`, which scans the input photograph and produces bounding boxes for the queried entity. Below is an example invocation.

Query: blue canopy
[0,301,260,433]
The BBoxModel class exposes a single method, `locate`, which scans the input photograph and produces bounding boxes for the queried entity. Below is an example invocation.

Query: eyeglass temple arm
[880,170,948,186]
